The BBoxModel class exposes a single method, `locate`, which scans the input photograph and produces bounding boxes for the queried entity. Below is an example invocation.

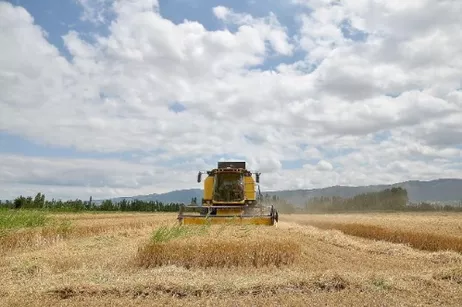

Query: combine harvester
[177,161,279,226]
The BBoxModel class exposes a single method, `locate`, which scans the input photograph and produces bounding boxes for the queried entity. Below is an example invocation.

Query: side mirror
[256,173,260,183]
[197,172,202,183]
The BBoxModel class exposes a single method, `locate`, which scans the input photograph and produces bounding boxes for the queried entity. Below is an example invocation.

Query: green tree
[33,192,45,208]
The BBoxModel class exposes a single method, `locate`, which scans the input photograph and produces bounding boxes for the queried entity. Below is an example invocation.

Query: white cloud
[212,6,294,56]
[316,160,333,171]
[75,0,115,25]
[213,6,229,20]
[0,154,198,200]
[0,0,462,199]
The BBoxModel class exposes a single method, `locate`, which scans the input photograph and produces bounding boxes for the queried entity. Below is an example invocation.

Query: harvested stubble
[307,221,462,253]
[434,267,462,284]
[45,272,350,300]
[135,225,301,268]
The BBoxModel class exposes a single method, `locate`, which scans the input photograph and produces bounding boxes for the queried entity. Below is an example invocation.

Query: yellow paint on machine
[203,175,214,201]
[180,216,275,226]
[244,175,256,200]
[214,208,243,216]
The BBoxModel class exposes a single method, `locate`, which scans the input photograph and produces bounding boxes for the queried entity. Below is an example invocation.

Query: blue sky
[10,0,99,58]
[11,0,302,59]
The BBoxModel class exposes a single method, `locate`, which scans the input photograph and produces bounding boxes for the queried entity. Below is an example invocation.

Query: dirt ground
[1,212,461,307]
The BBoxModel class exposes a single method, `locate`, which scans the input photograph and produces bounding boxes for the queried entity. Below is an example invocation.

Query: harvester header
[178,161,278,226]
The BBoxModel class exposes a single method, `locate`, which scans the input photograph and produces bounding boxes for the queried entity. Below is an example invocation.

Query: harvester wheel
[269,206,279,226]
[200,208,208,216]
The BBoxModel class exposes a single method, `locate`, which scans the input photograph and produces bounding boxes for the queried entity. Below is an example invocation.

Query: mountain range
[107,178,462,206]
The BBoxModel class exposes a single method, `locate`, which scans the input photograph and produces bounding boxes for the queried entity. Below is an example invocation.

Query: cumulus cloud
[316,160,333,171]
[213,6,229,20]
[212,5,294,56]
[0,0,461,199]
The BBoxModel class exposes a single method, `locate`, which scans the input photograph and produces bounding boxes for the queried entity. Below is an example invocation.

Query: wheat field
[1,211,462,306]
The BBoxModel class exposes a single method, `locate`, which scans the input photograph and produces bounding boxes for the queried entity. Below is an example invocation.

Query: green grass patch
[0,210,51,230]
[150,224,210,243]
[149,223,258,244]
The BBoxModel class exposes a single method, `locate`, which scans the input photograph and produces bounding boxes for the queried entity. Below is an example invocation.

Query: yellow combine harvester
[177,161,279,226]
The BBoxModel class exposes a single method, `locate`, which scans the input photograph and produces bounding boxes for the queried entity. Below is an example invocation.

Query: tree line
[303,187,409,213]
[1,188,461,213]
[0,193,182,212]
[262,187,462,213]
[258,188,410,213]
[302,187,462,213]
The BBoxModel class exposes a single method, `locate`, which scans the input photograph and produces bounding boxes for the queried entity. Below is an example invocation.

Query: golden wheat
[136,237,301,269]
[289,212,462,238]
[135,224,301,268]
[0,214,171,253]
[2,212,462,307]
[300,220,462,253]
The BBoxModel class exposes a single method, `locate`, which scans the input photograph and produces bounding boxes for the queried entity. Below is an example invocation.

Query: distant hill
[104,178,462,205]
[263,178,462,205]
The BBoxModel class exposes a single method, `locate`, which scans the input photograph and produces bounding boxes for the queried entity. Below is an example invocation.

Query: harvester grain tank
[177,161,278,226]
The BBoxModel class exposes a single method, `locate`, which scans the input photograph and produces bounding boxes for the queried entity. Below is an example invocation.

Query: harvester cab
[177,161,279,226]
